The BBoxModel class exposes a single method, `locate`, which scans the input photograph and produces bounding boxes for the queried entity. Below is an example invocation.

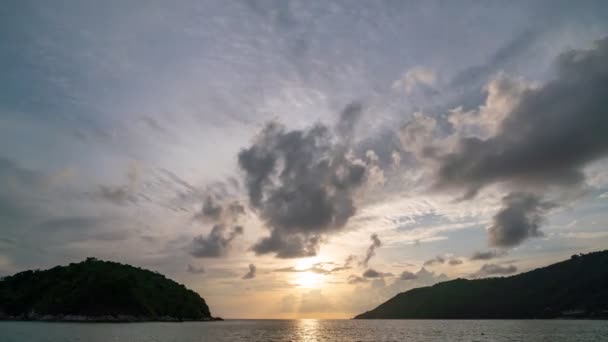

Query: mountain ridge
[355,250,608,319]
[0,257,220,322]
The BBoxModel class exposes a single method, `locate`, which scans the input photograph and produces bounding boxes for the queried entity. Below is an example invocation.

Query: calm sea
[1,319,607,342]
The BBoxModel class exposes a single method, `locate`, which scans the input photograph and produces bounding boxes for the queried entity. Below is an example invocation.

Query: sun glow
[294,257,318,271]
[294,271,324,288]
[293,257,324,288]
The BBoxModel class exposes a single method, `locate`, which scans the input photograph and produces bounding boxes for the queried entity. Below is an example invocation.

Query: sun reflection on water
[296,319,322,341]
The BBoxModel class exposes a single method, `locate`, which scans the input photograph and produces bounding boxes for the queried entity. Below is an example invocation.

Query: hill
[355,250,608,319]
[0,258,218,322]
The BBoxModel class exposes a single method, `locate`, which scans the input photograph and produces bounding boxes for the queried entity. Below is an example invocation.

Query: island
[355,250,608,319]
[0,257,220,322]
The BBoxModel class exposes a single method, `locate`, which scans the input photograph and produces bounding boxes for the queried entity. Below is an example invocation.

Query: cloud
[190,224,244,258]
[435,37,608,197]
[399,112,438,156]
[447,258,463,266]
[94,163,140,205]
[399,271,417,280]
[199,196,223,221]
[488,193,554,247]
[239,104,371,258]
[186,264,205,274]
[393,66,438,95]
[35,216,130,242]
[194,196,245,223]
[471,263,517,278]
[362,233,381,267]
[347,275,367,284]
[97,185,136,205]
[189,191,247,258]
[362,268,382,278]
[242,263,256,279]
[362,268,393,278]
[448,28,541,90]
[470,250,507,261]
[423,255,445,266]
[273,261,351,275]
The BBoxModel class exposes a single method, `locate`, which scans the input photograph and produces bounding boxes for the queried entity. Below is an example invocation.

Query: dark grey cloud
[251,230,320,258]
[191,224,244,258]
[470,250,507,261]
[362,269,382,278]
[447,258,463,266]
[362,268,393,278]
[471,263,517,278]
[489,193,554,247]
[200,196,222,220]
[193,196,245,224]
[362,233,381,267]
[423,255,445,266]
[239,104,370,258]
[242,263,256,279]
[335,102,364,141]
[189,191,247,258]
[436,37,608,198]
[399,270,417,280]
[186,264,205,274]
[429,37,608,247]
[347,275,368,284]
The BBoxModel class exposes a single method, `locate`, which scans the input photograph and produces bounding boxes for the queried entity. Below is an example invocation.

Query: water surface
[1,319,607,342]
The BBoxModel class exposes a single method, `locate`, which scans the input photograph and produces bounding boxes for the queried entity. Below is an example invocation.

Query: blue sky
[1,1,608,318]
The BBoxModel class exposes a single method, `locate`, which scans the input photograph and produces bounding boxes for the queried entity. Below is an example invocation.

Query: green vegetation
[0,258,214,321]
[355,250,608,319]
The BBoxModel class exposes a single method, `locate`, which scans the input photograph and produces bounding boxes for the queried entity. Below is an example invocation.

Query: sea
[1,319,607,342]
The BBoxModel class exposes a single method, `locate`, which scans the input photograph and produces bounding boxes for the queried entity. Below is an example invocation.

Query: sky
[1,0,608,319]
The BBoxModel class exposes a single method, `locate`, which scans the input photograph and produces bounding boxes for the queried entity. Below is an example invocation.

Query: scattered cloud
[399,271,417,280]
[362,233,381,267]
[242,263,256,279]
[470,250,507,261]
[471,263,518,278]
[393,66,438,95]
[94,163,140,205]
[187,264,205,274]
[447,258,463,266]
[190,225,244,258]
[423,255,445,266]
[347,275,368,284]
[362,268,393,278]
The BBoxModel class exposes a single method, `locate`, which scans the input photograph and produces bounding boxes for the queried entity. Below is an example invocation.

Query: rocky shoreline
[0,312,223,322]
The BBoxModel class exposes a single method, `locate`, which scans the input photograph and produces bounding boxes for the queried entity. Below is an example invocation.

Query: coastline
[0,313,223,323]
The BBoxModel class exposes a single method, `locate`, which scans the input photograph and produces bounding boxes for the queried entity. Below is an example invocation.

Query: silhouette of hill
[0,258,217,321]
[355,250,608,319]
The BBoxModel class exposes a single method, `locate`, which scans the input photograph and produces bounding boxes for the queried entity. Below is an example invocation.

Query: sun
[293,257,324,288]
[294,271,323,288]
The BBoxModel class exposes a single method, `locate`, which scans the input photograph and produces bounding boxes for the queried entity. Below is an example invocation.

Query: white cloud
[393,67,438,95]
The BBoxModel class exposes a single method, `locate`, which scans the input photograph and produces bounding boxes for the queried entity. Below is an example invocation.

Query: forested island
[0,258,219,322]
[355,250,608,319]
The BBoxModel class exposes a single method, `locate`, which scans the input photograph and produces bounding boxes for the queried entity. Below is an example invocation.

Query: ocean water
[1,319,607,342]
